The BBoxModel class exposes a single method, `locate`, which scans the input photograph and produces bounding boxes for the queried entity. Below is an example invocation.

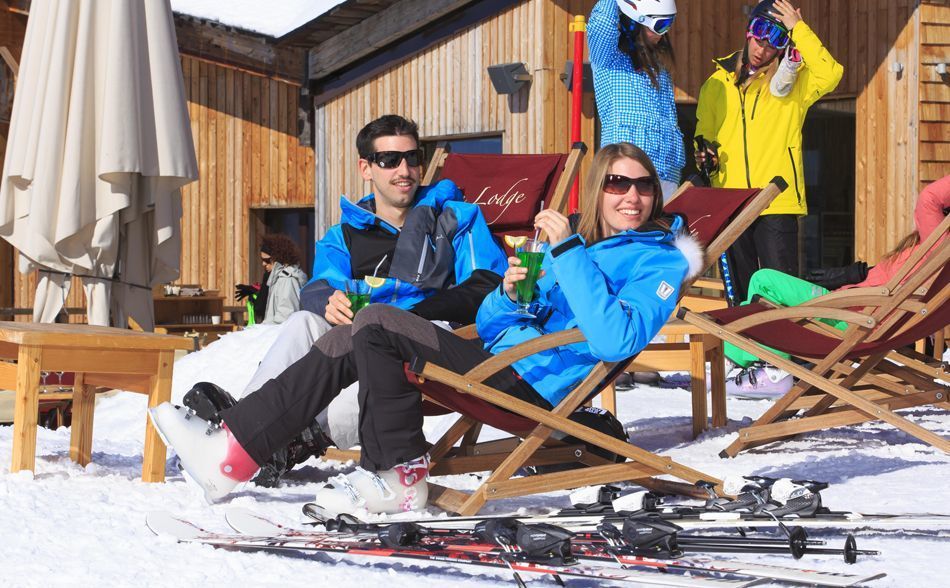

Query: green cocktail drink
[511,238,548,317]
[346,292,371,314]
[515,250,545,304]
[345,279,372,315]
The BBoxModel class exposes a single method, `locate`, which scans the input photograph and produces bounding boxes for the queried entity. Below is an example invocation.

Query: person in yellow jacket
[695,0,842,303]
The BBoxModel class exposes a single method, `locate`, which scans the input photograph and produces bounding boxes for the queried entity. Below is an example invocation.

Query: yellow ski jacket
[696,21,843,216]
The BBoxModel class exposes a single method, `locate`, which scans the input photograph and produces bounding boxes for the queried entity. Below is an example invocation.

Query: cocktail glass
[345,279,372,315]
[510,239,547,318]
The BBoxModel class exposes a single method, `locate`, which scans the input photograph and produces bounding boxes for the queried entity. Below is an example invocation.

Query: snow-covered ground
[2,327,948,587]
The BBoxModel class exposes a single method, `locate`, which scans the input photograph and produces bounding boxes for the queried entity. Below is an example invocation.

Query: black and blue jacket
[301,179,508,324]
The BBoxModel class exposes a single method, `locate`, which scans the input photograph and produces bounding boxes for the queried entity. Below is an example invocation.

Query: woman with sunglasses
[235,234,308,325]
[695,0,842,305]
[588,0,684,201]
[148,143,703,514]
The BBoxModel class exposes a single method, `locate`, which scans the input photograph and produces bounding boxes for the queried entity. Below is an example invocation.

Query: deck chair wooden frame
[404,178,789,515]
[681,213,950,456]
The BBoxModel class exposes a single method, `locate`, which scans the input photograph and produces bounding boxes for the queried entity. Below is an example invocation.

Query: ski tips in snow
[145,511,207,541]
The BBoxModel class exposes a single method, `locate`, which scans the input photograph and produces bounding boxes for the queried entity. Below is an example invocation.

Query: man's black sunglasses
[366,149,424,169]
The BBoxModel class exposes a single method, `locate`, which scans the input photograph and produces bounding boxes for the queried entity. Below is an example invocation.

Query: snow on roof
[170,0,347,38]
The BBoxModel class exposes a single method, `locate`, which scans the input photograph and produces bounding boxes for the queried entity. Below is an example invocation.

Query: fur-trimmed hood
[672,230,705,283]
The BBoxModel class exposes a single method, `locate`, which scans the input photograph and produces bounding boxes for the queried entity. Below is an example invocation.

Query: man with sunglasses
[299,114,507,327]
[183,115,507,488]
[694,0,842,305]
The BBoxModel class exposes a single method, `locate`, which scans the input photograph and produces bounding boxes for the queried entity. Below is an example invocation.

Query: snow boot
[148,402,259,503]
[312,454,430,517]
[726,364,793,398]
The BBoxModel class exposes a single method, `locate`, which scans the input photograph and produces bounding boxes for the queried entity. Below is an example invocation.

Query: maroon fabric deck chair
[421,143,586,254]
[681,213,950,456]
[403,178,788,515]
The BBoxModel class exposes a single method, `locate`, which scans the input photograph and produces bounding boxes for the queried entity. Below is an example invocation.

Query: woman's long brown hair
[575,143,665,244]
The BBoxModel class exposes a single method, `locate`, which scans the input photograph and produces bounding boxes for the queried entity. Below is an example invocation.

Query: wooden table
[0,322,193,481]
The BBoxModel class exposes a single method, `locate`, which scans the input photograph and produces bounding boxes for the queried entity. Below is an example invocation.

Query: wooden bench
[0,321,193,481]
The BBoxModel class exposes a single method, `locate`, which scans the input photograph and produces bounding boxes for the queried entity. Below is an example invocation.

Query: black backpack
[528,406,628,475]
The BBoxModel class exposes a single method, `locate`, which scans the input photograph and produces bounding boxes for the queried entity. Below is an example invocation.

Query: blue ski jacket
[476,215,702,407]
[303,179,508,320]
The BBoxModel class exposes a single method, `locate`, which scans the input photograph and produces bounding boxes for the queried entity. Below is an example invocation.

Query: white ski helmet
[616,0,677,35]
[616,0,678,20]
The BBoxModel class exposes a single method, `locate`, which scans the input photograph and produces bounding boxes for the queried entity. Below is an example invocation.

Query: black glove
[235,283,260,301]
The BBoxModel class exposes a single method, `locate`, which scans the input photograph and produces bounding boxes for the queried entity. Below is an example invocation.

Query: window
[421,134,503,167]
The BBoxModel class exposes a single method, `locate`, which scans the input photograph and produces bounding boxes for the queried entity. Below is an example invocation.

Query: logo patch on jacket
[656,281,675,301]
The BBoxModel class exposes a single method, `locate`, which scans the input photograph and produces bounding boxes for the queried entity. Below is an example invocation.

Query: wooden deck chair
[680,213,950,457]
[422,142,586,254]
[406,178,789,515]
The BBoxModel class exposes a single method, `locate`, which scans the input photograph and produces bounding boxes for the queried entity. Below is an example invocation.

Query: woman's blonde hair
[882,231,920,263]
[575,143,666,244]
[733,44,780,88]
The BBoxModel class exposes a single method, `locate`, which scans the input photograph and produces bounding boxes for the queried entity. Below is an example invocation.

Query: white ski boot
[149,402,259,503]
[312,454,430,517]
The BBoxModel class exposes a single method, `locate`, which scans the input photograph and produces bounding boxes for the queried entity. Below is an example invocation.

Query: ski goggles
[638,14,676,36]
[603,174,656,196]
[366,149,424,169]
[748,16,791,50]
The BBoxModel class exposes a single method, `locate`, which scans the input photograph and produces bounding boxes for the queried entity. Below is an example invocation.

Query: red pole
[568,15,586,214]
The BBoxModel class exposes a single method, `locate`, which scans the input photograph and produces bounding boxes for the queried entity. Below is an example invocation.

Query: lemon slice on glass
[504,235,527,249]
[364,276,387,288]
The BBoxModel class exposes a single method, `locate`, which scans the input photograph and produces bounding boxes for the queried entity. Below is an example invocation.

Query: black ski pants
[221,304,549,472]
[722,214,799,304]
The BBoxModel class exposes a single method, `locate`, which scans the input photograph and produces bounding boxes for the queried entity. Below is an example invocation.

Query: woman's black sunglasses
[603,174,656,196]
[366,149,424,169]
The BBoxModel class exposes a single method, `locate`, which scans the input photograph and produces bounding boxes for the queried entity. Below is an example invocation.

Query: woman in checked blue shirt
[588,0,685,201]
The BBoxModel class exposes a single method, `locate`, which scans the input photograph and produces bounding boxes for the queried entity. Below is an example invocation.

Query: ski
[302,500,950,533]
[227,509,885,587]
[146,511,759,588]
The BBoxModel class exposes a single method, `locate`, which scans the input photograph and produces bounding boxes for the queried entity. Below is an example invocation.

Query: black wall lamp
[487,62,532,94]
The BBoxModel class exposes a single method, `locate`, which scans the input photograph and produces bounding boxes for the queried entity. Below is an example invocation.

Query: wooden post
[69,372,95,466]
[706,335,728,429]
[11,345,41,473]
[600,383,617,415]
[689,337,707,438]
[142,350,175,482]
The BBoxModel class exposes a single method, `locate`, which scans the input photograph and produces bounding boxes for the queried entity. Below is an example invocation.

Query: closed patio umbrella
[0,0,197,329]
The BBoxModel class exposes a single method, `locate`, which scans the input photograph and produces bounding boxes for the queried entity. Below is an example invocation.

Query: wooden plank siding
[7,54,315,318]
[919,2,950,195]
[853,0,920,264]
[177,55,315,305]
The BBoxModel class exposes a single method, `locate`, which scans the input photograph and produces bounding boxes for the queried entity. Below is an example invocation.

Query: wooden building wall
[920,1,949,189]
[178,55,315,302]
[853,0,921,264]
[317,0,930,266]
